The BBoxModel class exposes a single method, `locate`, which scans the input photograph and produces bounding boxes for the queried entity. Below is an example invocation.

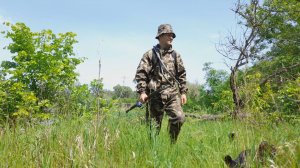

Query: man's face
[158,33,174,47]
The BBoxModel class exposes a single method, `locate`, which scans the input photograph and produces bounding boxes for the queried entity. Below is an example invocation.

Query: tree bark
[230,68,241,119]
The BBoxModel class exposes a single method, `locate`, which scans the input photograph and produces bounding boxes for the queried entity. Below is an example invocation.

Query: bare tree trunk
[216,0,265,119]
[230,69,241,118]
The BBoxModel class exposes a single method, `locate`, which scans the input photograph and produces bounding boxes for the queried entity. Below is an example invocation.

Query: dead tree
[217,0,267,119]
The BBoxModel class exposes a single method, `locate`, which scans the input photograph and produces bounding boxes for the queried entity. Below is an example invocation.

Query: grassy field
[0,111,299,167]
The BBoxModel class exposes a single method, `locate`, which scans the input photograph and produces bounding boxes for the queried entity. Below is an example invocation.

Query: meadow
[0,111,299,167]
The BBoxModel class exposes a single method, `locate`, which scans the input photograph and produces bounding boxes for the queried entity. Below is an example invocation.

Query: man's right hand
[139,93,148,103]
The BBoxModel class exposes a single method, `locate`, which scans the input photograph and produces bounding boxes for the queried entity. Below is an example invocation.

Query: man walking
[134,24,188,143]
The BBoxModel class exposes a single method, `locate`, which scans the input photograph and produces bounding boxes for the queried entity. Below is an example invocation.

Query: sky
[0,0,239,90]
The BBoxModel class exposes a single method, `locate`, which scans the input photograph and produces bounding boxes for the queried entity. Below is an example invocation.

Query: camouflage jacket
[134,44,188,95]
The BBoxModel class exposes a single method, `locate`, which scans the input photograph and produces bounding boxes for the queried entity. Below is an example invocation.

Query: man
[134,24,188,143]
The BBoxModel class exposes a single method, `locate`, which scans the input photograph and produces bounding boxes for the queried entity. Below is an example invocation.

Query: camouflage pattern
[135,44,188,95]
[148,89,185,143]
[134,44,187,143]
[155,24,176,39]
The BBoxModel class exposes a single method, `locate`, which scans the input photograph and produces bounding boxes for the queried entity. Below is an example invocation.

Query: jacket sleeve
[176,53,188,94]
[134,51,152,94]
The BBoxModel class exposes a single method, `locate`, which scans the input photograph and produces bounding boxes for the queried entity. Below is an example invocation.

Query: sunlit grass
[0,111,299,167]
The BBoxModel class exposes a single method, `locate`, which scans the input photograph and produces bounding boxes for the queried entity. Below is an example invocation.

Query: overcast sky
[0,0,239,90]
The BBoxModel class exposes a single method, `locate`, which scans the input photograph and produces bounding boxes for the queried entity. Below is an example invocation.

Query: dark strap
[152,46,181,87]
[171,50,178,79]
[151,48,178,76]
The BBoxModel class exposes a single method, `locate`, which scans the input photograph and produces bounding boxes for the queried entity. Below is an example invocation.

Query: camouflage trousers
[146,88,185,143]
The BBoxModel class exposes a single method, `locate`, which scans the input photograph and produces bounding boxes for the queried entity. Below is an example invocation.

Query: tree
[90,79,104,97]
[252,0,300,114]
[218,0,300,117]
[217,0,266,118]
[112,84,134,99]
[0,22,83,119]
[257,0,300,87]
[202,63,232,113]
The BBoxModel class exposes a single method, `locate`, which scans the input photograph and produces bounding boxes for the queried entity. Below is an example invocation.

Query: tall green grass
[0,111,299,167]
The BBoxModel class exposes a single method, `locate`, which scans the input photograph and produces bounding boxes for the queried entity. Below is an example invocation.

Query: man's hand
[139,93,148,103]
[181,94,187,105]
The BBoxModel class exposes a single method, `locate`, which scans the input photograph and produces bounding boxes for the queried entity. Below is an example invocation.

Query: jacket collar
[156,44,173,54]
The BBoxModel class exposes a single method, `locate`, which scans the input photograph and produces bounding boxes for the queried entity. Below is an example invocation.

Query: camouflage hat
[155,24,176,39]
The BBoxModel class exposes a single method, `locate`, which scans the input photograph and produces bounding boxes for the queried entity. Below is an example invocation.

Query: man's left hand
[181,94,187,105]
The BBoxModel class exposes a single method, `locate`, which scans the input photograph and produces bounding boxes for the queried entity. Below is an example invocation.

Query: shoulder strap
[171,50,178,77]
[151,48,158,68]
[151,48,178,73]
[152,46,181,86]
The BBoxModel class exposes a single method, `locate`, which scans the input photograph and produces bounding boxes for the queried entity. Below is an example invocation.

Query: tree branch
[260,63,300,86]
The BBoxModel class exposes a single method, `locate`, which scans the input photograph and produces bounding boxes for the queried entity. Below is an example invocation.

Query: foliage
[112,84,136,99]
[1,22,83,101]
[0,22,83,120]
